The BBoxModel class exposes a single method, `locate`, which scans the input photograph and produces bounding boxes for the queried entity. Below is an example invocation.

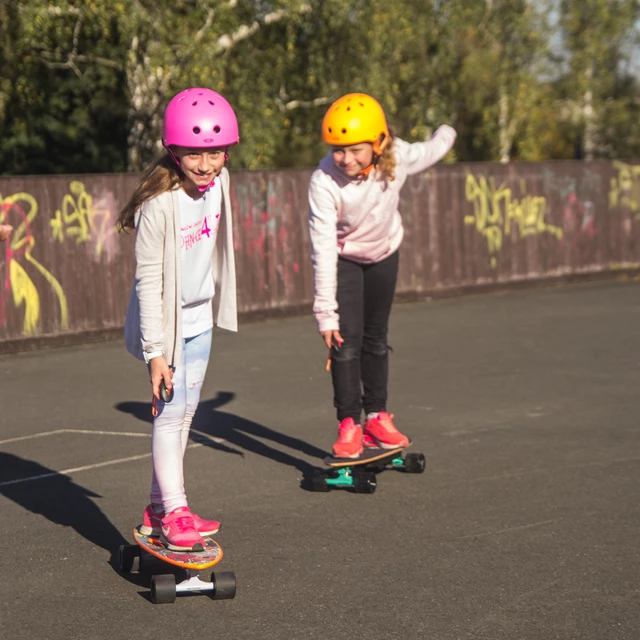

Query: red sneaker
[362,433,378,448]
[332,418,363,459]
[364,412,409,449]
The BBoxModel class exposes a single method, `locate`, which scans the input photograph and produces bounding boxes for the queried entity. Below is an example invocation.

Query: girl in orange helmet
[308,93,456,459]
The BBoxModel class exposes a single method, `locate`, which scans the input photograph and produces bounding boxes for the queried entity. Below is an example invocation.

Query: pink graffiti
[563,192,595,237]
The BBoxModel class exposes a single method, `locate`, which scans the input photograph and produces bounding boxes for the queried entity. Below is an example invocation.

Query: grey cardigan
[124,168,237,366]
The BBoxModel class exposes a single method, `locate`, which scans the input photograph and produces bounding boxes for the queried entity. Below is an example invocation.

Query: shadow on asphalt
[115,391,328,480]
[0,452,131,559]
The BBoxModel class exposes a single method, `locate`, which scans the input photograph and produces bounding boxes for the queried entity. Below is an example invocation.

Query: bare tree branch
[215,3,310,54]
[195,0,238,42]
[275,85,331,112]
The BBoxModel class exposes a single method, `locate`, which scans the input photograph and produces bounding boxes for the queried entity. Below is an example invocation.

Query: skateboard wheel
[211,570,236,600]
[151,574,176,604]
[404,452,426,474]
[310,470,330,492]
[353,471,376,494]
[118,544,141,573]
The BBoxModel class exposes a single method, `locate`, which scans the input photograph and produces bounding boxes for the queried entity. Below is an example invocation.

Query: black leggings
[331,250,399,424]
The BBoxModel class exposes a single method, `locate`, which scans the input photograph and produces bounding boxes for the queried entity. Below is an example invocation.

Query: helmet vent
[341,128,347,134]
[359,102,364,107]
[213,125,221,133]
[192,101,198,106]
[328,127,332,133]
[193,126,201,134]
[208,100,215,105]
[346,106,351,111]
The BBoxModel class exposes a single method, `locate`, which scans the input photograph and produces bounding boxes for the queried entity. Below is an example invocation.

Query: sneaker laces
[167,510,195,532]
[339,424,360,443]
[378,413,397,432]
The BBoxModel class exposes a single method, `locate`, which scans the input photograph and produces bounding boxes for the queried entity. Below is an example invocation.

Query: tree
[558,0,640,159]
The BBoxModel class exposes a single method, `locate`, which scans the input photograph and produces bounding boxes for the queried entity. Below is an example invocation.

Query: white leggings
[149,329,212,514]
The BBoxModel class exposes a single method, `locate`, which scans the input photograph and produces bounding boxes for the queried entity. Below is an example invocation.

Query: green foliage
[1,0,639,175]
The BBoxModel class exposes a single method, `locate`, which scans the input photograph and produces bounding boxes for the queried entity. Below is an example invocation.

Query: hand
[0,225,13,241]
[320,330,343,350]
[149,356,173,401]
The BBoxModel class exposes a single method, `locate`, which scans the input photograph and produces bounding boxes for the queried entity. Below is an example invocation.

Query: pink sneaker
[190,512,220,537]
[332,418,363,459]
[364,412,409,449]
[160,507,204,551]
[140,504,220,537]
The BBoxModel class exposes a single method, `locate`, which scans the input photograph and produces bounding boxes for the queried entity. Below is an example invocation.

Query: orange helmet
[322,93,390,155]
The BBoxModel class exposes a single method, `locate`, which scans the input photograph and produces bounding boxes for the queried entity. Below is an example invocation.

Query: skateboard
[310,441,426,494]
[117,527,236,604]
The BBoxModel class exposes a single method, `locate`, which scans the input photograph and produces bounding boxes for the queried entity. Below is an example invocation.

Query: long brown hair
[376,128,396,182]
[117,154,183,231]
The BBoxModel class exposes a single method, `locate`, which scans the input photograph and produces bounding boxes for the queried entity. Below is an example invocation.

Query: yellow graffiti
[2,192,69,335]
[464,174,563,268]
[609,161,640,218]
[50,181,117,257]
[9,260,39,333]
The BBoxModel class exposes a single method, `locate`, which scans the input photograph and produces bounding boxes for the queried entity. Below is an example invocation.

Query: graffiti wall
[1,160,639,349]
[397,160,640,292]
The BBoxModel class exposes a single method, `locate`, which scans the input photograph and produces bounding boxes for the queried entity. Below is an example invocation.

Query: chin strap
[196,179,215,192]
[358,154,381,178]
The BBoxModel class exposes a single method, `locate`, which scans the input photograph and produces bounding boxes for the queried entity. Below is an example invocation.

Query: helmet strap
[358,134,387,177]
[165,145,181,168]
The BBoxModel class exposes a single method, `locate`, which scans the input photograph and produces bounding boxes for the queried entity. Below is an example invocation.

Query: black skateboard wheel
[310,470,330,492]
[151,574,176,604]
[353,471,376,494]
[404,452,426,474]
[118,544,141,573]
[211,570,237,600]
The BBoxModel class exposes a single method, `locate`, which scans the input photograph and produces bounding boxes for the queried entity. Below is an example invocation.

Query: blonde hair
[376,129,396,182]
[118,154,183,231]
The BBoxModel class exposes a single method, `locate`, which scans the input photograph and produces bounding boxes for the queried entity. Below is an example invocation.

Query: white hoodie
[308,125,457,332]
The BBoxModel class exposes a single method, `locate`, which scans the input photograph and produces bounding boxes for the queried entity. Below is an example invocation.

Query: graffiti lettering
[51,181,118,259]
[464,174,563,268]
[609,161,640,218]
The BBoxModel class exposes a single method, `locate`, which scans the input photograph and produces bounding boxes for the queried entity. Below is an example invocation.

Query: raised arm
[397,125,457,175]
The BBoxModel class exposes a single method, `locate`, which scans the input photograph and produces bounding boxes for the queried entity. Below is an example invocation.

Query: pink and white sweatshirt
[308,125,457,332]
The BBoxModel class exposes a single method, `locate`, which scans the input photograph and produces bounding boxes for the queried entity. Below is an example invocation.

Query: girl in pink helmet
[118,88,239,552]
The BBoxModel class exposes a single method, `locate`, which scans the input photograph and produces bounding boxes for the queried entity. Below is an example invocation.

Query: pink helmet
[163,88,239,149]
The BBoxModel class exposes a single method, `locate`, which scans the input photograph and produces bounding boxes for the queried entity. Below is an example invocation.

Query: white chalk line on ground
[0,429,151,445]
[0,444,203,487]
[0,427,227,487]
[0,427,226,447]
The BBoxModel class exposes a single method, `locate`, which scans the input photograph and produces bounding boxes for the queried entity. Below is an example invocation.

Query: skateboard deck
[133,527,223,570]
[324,442,412,467]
